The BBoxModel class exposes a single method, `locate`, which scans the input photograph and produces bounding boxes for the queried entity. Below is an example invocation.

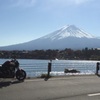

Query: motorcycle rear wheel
[16,69,26,81]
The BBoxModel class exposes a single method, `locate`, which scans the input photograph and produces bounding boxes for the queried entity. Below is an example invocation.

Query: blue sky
[0,0,100,46]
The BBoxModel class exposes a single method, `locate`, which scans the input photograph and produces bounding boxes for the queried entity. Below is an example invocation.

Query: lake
[0,59,99,77]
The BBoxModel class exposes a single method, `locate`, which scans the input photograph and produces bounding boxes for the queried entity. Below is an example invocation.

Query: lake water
[0,59,99,77]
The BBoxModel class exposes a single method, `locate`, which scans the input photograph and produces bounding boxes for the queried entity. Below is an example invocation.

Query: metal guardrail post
[47,60,52,78]
[96,62,99,75]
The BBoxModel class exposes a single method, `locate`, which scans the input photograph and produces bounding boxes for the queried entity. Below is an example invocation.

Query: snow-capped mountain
[0,25,100,50]
[42,25,95,40]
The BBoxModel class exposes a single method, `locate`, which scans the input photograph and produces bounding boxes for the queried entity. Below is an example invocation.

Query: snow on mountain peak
[58,25,95,39]
[42,25,95,40]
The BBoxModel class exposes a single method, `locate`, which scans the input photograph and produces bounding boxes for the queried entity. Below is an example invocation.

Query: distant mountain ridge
[0,25,100,50]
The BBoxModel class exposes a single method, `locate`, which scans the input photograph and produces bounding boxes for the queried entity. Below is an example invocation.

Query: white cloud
[40,0,93,10]
[47,0,92,6]
[13,0,36,7]
[0,0,94,9]
[73,0,93,5]
[38,0,93,12]
[0,0,37,8]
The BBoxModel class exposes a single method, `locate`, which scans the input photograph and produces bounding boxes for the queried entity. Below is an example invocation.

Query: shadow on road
[96,74,100,77]
[0,79,23,88]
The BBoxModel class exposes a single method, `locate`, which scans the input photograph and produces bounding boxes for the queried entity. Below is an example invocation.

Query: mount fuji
[0,25,100,50]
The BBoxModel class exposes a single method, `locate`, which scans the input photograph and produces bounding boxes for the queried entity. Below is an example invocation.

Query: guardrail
[0,60,99,77]
[19,61,98,77]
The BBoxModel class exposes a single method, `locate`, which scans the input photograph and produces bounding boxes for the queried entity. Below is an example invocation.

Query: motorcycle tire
[16,69,26,81]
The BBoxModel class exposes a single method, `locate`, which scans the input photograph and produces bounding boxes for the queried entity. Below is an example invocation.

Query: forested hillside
[0,48,100,60]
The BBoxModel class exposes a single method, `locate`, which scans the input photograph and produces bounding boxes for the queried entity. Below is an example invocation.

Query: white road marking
[88,93,100,96]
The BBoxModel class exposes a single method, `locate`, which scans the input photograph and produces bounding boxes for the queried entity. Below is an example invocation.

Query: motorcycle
[0,59,26,81]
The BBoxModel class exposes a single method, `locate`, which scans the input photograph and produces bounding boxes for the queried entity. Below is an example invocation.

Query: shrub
[40,73,52,78]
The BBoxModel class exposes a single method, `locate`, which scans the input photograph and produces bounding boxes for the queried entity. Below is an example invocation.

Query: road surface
[0,75,100,100]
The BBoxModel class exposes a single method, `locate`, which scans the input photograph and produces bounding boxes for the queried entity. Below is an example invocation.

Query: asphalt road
[0,75,100,100]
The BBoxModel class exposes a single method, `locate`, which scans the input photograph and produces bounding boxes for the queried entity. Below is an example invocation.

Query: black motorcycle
[0,59,26,81]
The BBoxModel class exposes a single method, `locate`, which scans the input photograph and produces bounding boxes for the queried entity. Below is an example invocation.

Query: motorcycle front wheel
[16,69,26,81]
